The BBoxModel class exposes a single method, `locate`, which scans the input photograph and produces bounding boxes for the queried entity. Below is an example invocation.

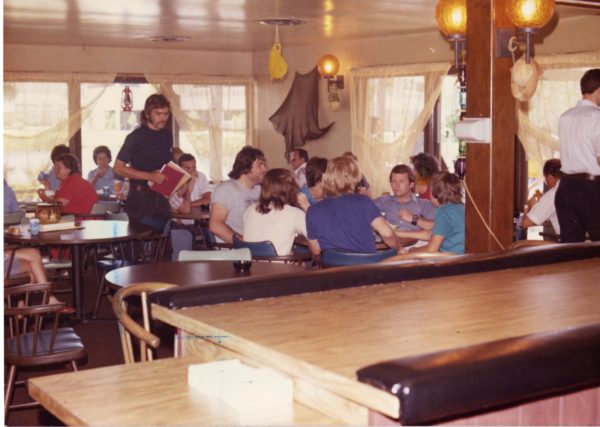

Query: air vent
[149,36,191,43]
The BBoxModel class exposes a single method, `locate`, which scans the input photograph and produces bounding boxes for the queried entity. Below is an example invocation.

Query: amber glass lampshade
[506,0,554,29]
[435,0,467,38]
[317,54,340,79]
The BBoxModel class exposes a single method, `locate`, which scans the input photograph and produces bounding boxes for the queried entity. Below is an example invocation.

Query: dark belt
[131,183,150,192]
[564,173,600,181]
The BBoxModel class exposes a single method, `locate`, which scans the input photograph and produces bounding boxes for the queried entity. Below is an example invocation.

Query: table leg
[72,244,85,318]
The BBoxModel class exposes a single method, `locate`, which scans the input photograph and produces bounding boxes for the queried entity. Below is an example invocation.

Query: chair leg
[92,275,108,318]
[4,365,17,419]
[71,360,78,371]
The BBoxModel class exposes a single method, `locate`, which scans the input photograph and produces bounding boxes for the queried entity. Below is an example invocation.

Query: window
[3,82,68,200]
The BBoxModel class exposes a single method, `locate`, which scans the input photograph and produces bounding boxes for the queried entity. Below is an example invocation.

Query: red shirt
[56,173,98,215]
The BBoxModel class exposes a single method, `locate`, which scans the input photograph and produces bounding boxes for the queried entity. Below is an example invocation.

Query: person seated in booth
[410,152,440,200]
[38,153,98,215]
[374,164,436,231]
[520,159,562,236]
[395,171,465,255]
[38,144,71,192]
[306,156,400,256]
[290,148,309,188]
[243,168,307,256]
[297,156,327,211]
[169,153,212,215]
[209,146,267,244]
[87,145,118,192]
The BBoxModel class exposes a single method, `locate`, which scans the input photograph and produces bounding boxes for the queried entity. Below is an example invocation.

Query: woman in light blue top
[87,145,117,191]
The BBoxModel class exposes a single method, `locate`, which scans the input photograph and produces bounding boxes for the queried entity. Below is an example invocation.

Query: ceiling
[4,0,600,53]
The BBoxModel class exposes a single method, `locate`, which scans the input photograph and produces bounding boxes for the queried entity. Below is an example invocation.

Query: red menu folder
[148,161,191,197]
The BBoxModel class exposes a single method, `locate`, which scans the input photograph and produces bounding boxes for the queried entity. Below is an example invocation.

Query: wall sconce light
[121,86,133,112]
[435,0,467,69]
[318,54,344,111]
[499,0,555,63]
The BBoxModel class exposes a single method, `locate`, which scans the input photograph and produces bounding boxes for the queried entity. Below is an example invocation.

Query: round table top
[105,260,307,288]
[171,206,210,222]
[4,220,153,245]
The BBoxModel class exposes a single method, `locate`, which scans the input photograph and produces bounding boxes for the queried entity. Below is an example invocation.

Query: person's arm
[209,202,238,244]
[394,228,432,241]
[307,239,321,255]
[409,234,444,253]
[297,192,309,212]
[191,191,211,207]
[113,159,166,185]
[88,167,109,187]
[55,196,70,207]
[37,189,54,203]
[371,216,400,249]
[521,215,537,229]
[398,210,434,230]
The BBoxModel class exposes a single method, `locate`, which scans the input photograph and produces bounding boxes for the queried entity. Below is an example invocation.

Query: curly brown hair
[431,171,463,204]
[256,168,300,214]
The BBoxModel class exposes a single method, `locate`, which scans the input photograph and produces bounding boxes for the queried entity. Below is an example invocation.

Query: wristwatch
[411,214,419,226]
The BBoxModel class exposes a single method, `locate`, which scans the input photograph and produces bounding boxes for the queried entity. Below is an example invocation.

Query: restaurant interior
[4,0,600,425]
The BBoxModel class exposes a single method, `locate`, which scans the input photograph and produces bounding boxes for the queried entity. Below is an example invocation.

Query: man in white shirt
[169,153,212,222]
[209,147,267,243]
[556,68,600,242]
[290,148,308,188]
[522,159,561,235]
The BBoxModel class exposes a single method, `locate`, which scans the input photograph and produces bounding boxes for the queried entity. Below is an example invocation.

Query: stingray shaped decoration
[269,67,334,158]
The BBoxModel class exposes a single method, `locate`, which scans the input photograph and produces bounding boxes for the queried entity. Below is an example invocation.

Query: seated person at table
[87,145,117,192]
[521,159,562,235]
[38,144,71,192]
[342,151,372,197]
[374,164,435,231]
[306,156,400,255]
[243,168,307,255]
[209,146,267,243]
[410,152,440,200]
[38,153,98,215]
[170,153,212,215]
[298,156,327,211]
[4,247,73,312]
[4,180,20,213]
[395,171,465,254]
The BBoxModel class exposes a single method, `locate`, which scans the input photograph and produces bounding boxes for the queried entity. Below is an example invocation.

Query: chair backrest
[4,283,68,361]
[178,248,252,261]
[321,248,398,268]
[170,228,193,261]
[106,211,129,221]
[112,282,177,364]
[4,210,25,225]
[232,235,278,257]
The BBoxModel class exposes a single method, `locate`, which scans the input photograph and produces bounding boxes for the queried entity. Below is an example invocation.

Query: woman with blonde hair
[243,168,307,255]
[306,156,399,255]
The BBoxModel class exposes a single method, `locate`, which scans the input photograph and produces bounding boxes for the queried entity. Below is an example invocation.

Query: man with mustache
[115,93,173,232]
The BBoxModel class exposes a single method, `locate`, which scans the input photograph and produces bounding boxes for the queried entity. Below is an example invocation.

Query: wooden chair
[320,248,397,267]
[232,235,313,265]
[112,282,177,364]
[178,248,252,261]
[4,282,86,418]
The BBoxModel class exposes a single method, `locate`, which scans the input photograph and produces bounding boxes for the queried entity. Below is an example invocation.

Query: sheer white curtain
[516,51,600,182]
[145,74,255,182]
[349,63,450,197]
[4,72,115,198]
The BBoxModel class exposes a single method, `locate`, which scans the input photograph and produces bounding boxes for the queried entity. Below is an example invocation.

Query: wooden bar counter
[150,246,600,425]
[27,356,341,426]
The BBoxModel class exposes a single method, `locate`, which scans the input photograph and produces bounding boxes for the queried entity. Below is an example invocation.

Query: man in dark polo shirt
[114,94,173,232]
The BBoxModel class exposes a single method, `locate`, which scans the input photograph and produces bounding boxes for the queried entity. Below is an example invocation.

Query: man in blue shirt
[374,164,435,231]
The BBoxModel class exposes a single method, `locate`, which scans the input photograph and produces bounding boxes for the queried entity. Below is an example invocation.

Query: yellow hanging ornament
[268,26,288,80]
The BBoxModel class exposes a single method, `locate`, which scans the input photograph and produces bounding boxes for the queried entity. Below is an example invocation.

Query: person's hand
[95,167,108,178]
[397,247,408,255]
[149,170,166,184]
[525,190,543,212]
[398,209,413,223]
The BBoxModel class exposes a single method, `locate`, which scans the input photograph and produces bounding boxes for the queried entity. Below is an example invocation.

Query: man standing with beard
[114,94,173,232]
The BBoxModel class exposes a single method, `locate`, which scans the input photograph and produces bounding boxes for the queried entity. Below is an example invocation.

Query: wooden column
[465,0,516,252]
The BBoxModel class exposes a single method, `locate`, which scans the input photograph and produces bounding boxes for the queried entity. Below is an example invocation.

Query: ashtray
[233,260,252,272]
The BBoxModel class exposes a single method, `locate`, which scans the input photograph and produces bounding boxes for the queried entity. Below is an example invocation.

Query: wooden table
[5,220,152,318]
[105,260,308,288]
[28,356,341,426]
[151,257,600,424]
[171,206,210,223]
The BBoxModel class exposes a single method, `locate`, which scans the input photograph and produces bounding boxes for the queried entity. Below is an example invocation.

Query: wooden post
[465,0,516,252]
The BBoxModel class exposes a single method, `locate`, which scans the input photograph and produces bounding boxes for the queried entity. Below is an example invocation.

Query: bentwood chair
[112,282,176,364]
[4,283,86,418]
[320,248,398,268]
[232,235,313,265]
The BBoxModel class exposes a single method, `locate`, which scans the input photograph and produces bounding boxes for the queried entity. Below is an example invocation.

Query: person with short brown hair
[87,145,117,191]
[243,168,306,255]
[306,156,399,256]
